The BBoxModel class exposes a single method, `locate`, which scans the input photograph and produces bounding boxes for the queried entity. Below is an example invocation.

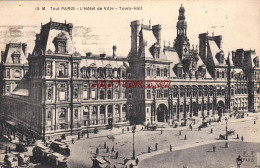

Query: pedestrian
[8,147,11,153]
[129,163,133,168]
[225,142,229,148]
[184,135,187,140]
[213,145,216,152]
[104,142,106,149]
[179,130,182,136]
[113,165,116,168]
[78,132,80,140]
[210,128,213,134]
[148,146,151,153]
[237,134,239,139]
[170,144,172,152]
[115,151,118,159]
[112,146,115,152]
[241,136,244,142]
[72,138,74,144]
[106,146,109,153]
[122,128,124,134]
[161,129,163,135]
[136,158,139,165]
[5,146,7,154]
[198,126,201,131]
[96,147,99,154]
[209,120,211,125]
[194,119,196,125]
[127,127,129,131]
[254,120,256,124]
[155,143,158,151]
[141,126,143,130]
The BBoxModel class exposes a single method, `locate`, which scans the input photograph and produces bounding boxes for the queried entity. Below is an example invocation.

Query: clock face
[183,47,188,53]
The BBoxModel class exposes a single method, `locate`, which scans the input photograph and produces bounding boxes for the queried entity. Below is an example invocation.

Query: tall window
[14,70,21,78]
[157,68,160,76]
[92,106,97,115]
[59,108,66,118]
[100,90,105,99]
[147,90,151,99]
[164,68,168,77]
[46,62,52,76]
[59,64,66,76]
[107,90,112,99]
[47,110,52,121]
[83,106,89,116]
[216,71,219,78]
[147,67,151,76]
[100,105,105,115]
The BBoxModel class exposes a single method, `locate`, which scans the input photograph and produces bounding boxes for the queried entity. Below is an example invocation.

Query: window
[147,67,150,76]
[14,70,21,78]
[59,64,67,76]
[47,110,52,121]
[74,87,78,99]
[164,68,168,77]
[83,106,89,116]
[157,68,160,76]
[73,63,78,77]
[74,109,78,118]
[216,71,219,78]
[100,105,105,115]
[59,91,66,101]
[222,72,225,78]
[59,108,66,118]
[6,69,10,78]
[83,90,88,99]
[100,90,105,99]
[47,88,53,100]
[92,106,97,115]
[164,89,168,97]
[123,104,127,113]
[157,90,161,98]
[91,90,96,99]
[147,90,151,99]
[107,90,112,99]
[46,62,52,76]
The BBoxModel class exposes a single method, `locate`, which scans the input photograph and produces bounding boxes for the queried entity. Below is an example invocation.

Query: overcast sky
[0,0,259,57]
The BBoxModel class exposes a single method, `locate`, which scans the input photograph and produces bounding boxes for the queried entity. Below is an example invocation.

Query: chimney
[213,35,222,49]
[130,20,140,56]
[22,43,27,57]
[112,45,117,58]
[152,24,162,45]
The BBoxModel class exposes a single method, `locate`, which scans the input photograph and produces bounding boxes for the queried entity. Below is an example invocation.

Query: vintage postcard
[0,0,259,168]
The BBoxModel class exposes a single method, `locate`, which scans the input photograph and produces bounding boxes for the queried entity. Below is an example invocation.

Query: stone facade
[0,5,259,138]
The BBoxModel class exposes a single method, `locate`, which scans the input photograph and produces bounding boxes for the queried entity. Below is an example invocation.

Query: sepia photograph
[0,0,259,167]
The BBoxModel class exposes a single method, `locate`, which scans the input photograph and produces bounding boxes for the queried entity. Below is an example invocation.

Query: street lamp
[132,127,135,160]
[236,155,243,168]
[225,117,228,140]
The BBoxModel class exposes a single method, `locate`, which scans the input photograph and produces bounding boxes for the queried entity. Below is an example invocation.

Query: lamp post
[152,87,156,124]
[236,155,243,168]
[132,127,135,160]
[225,117,228,140]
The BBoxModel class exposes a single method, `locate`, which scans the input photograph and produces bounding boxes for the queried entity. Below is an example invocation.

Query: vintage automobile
[16,153,30,167]
[3,154,18,168]
[50,141,70,156]
[147,124,157,131]
[32,144,53,162]
[46,152,68,168]
[227,130,235,136]
[219,134,226,140]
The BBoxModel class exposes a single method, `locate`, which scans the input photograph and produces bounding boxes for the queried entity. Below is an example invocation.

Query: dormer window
[58,64,67,76]
[254,56,259,67]
[105,64,112,78]
[14,69,21,78]
[11,51,20,64]
[53,32,67,54]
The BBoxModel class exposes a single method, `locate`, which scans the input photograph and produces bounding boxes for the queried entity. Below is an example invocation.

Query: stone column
[119,104,123,122]
[89,105,92,125]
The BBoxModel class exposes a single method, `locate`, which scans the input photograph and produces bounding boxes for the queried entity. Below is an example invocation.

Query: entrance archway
[157,104,168,122]
[192,102,197,116]
[217,100,225,119]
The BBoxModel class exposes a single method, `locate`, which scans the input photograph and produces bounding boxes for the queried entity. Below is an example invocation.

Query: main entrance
[192,102,197,116]
[217,100,225,118]
[157,104,168,122]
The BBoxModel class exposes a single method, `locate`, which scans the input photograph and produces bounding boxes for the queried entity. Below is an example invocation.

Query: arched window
[47,88,53,100]
[115,105,120,114]
[157,68,160,76]
[14,70,21,78]
[100,105,105,115]
[108,105,113,117]
[100,90,105,100]
[59,108,66,118]
[107,90,112,99]
[59,64,66,76]
[92,106,97,115]
[164,68,168,77]
[122,104,127,113]
[222,72,225,78]
[83,106,89,116]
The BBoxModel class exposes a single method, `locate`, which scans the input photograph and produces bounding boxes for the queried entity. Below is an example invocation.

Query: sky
[0,0,259,57]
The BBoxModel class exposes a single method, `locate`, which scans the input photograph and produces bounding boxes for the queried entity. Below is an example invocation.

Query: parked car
[15,143,28,152]
[32,144,52,162]
[92,156,110,168]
